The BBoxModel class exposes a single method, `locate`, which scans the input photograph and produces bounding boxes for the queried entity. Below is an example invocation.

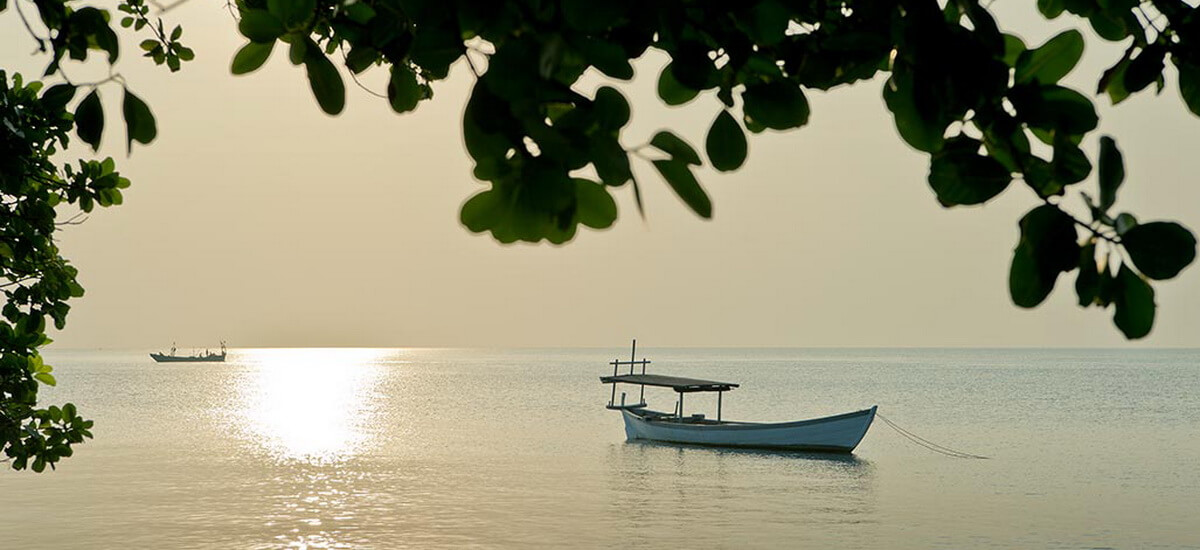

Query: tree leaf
[589,137,632,186]
[75,89,104,151]
[1013,84,1098,137]
[1097,135,1123,211]
[1037,0,1065,18]
[1075,243,1099,306]
[742,81,810,130]
[1049,133,1091,190]
[345,45,378,74]
[1014,30,1084,85]
[592,86,629,130]
[575,179,617,229]
[650,131,701,165]
[121,88,157,153]
[289,39,309,66]
[1123,44,1166,94]
[388,65,421,114]
[460,190,501,232]
[1113,265,1155,339]
[1098,57,1131,105]
[669,41,715,89]
[238,10,284,43]
[561,0,624,33]
[41,83,76,112]
[1009,204,1080,308]
[1121,221,1197,280]
[267,0,315,27]
[575,37,634,80]
[706,110,747,172]
[34,372,56,386]
[652,160,711,218]
[232,41,274,75]
[928,138,1012,206]
[303,50,345,115]
[883,71,945,153]
[1176,60,1200,117]
[657,63,699,106]
[1002,34,1026,67]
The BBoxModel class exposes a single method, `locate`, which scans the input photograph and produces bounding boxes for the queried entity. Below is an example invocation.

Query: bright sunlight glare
[234,348,390,464]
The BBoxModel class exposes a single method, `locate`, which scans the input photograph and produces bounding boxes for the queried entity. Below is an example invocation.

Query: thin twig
[13,0,47,51]
[338,45,388,99]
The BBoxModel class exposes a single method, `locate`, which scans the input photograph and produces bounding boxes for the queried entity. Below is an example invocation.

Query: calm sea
[2,347,1198,549]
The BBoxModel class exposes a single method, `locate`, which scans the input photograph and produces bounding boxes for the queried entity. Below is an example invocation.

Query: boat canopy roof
[600,373,738,393]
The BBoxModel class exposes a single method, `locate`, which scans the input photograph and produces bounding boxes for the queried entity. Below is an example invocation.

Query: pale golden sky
[3,3,1197,347]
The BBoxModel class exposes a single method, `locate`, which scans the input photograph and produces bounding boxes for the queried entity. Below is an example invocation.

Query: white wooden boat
[601,341,876,453]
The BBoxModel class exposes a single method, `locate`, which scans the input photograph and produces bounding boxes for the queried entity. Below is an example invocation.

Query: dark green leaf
[267,0,315,26]
[1098,57,1131,105]
[734,0,789,46]
[121,88,157,152]
[1115,212,1138,235]
[1014,84,1098,137]
[231,41,274,75]
[742,82,810,130]
[650,131,701,165]
[669,41,715,90]
[1113,265,1155,338]
[1176,60,1200,117]
[1121,221,1197,280]
[592,86,630,130]
[561,0,625,33]
[883,71,945,153]
[303,50,345,115]
[41,83,76,112]
[1075,243,1099,306]
[460,190,501,232]
[345,45,378,74]
[575,179,617,229]
[652,160,711,218]
[1009,204,1081,308]
[75,89,104,151]
[1124,45,1166,94]
[238,10,284,43]
[289,39,309,66]
[1037,0,1065,18]
[1087,9,1132,41]
[576,37,634,80]
[928,138,1012,206]
[1097,136,1123,211]
[388,65,421,114]
[590,137,632,186]
[657,64,699,106]
[1015,30,1084,85]
[706,110,747,172]
[1002,34,1026,67]
[1049,133,1091,190]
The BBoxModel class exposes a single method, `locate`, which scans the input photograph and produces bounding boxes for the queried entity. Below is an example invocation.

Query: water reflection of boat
[601,341,876,453]
[150,342,226,363]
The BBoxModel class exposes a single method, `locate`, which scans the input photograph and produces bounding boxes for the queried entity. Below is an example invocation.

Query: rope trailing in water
[876,412,989,459]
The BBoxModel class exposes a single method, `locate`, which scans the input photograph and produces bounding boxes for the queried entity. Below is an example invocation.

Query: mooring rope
[876,412,990,459]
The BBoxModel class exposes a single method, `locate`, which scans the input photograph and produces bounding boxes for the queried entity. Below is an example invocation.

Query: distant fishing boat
[601,341,876,453]
[150,342,227,363]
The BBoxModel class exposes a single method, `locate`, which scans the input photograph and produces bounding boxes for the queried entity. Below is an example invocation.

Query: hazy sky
[2,3,1197,348]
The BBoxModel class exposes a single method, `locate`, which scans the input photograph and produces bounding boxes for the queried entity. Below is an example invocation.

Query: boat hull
[621,406,877,453]
[149,353,225,363]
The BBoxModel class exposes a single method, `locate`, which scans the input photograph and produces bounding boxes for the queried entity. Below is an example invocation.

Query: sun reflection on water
[235,348,390,464]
